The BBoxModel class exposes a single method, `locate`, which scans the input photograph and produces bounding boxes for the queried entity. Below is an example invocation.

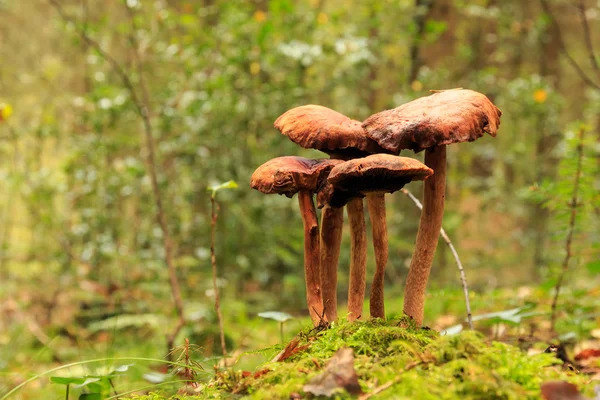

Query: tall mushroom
[326,154,433,319]
[275,105,395,322]
[362,89,501,325]
[250,156,343,327]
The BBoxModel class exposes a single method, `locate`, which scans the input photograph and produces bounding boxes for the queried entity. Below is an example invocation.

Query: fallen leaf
[541,381,587,400]
[303,348,363,397]
[575,349,600,362]
[272,338,310,362]
[252,369,270,379]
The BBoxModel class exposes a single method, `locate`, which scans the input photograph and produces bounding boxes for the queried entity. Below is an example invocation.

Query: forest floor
[131,317,598,399]
[3,285,600,399]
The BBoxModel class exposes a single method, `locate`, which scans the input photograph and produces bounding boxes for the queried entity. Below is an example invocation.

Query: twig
[48,0,186,357]
[400,188,473,330]
[124,2,185,355]
[577,0,600,79]
[210,196,227,357]
[539,0,600,90]
[550,127,586,331]
[13,308,62,363]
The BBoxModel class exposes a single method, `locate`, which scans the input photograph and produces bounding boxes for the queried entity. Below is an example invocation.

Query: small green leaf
[79,394,102,400]
[471,304,536,325]
[258,311,294,322]
[74,377,101,388]
[443,324,463,335]
[110,364,134,374]
[208,180,238,195]
[50,376,86,386]
[143,371,172,384]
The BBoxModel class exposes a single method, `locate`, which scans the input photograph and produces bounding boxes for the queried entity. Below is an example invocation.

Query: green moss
[128,318,589,400]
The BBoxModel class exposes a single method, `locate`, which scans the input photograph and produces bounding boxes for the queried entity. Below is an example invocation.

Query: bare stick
[48,0,186,356]
[125,3,186,353]
[210,196,227,357]
[400,188,473,330]
[550,127,586,331]
[540,0,600,90]
[577,0,600,79]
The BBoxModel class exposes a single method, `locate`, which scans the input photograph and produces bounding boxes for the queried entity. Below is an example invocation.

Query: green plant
[207,180,238,357]
[50,364,133,399]
[257,311,294,343]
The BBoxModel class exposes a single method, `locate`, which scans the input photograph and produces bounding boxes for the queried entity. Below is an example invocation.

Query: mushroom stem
[298,191,325,326]
[367,192,388,319]
[346,197,367,321]
[320,205,344,322]
[403,145,447,325]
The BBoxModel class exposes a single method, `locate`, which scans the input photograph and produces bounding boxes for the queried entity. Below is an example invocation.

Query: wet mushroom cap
[275,105,393,158]
[328,154,433,194]
[250,156,343,198]
[362,89,502,154]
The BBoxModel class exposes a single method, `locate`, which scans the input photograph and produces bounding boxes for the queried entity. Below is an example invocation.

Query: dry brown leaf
[541,381,587,400]
[303,347,363,397]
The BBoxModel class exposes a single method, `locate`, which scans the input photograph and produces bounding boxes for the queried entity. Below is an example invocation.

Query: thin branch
[124,0,185,330]
[48,0,146,112]
[577,0,600,79]
[48,0,186,355]
[210,196,227,358]
[125,2,186,355]
[540,0,600,90]
[400,188,473,330]
[550,127,586,331]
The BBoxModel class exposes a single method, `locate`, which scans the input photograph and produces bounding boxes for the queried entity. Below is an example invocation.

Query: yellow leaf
[533,89,547,104]
[250,62,261,75]
[253,10,267,23]
[317,12,328,24]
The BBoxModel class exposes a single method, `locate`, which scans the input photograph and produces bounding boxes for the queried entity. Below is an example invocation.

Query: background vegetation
[0,0,599,398]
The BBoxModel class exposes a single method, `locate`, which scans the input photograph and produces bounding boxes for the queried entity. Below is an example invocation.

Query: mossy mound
[131,318,590,399]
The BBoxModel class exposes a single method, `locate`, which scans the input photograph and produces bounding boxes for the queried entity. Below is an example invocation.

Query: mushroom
[326,154,433,319]
[250,156,343,327]
[362,89,501,325]
[275,105,395,322]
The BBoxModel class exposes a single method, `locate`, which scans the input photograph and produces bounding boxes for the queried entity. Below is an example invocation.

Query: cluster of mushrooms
[251,89,502,327]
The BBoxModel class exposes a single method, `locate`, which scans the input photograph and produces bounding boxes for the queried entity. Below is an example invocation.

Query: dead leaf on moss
[575,349,600,362]
[272,337,311,362]
[541,381,587,400]
[303,347,363,397]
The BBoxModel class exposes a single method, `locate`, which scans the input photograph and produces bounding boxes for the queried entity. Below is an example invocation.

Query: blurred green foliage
[0,0,599,396]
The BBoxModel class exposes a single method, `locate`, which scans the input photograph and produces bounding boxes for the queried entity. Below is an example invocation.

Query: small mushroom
[326,154,433,319]
[275,105,395,322]
[362,89,501,325]
[251,156,343,326]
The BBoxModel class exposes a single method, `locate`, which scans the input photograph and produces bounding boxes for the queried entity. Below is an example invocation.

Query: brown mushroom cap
[250,156,343,198]
[318,154,432,207]
[275,105,393,159]
[362,89,502,153]
[316,179,365,209]
[329,154,433,193]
